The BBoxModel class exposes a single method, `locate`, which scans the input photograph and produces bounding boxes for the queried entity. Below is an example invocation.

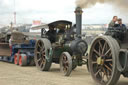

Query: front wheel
[60,52,72,76]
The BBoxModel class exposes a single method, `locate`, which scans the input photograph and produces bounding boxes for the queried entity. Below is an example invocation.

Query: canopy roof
[48,20,72,29]
[31,20,72,30]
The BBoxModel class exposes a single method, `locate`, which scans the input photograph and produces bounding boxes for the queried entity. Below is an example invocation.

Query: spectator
[117,18,127,31]
[117,18,127,41]
[109,16,118,27]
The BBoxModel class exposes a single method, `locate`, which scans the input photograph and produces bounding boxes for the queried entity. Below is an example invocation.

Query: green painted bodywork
[45,48,53,62]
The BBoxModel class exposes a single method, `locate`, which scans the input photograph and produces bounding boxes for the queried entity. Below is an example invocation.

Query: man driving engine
[46,25,56,43]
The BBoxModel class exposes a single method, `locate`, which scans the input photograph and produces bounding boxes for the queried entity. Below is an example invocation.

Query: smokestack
[75,7,83,38]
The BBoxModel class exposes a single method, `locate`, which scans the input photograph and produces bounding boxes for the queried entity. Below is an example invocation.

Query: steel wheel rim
[35,40,46,69]
[90,38,113,84]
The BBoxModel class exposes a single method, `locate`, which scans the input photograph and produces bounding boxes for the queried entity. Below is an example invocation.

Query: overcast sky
[0,0,128,25]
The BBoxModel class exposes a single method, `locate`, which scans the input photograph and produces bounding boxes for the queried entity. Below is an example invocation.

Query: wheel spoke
[40,61,44,67]
[37,58,42,62]
[98,41,103,49]
[109,63,112,67]
[98,41,103,55]
[94,49,100,57]
[38,43,41,48]
[102,42,107,55]
[92,61,97,64]
[42,51,45,56]
[40,46,44,52]
[105,59,112,62]
[99,47,101,56]
[41,47,45,52]
[36,52,40,54]
[104,64,112,72]
[95,69,101,76]
[39,53,45,67]
[104,48,111,56]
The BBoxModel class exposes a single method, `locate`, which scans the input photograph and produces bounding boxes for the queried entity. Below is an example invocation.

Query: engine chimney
[75,7,83,38]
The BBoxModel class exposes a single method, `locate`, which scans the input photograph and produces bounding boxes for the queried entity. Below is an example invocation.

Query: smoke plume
[76,0,128,13]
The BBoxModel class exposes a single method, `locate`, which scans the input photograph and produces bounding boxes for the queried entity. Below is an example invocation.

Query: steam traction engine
[34,7,88,76]
[88,26,128,85]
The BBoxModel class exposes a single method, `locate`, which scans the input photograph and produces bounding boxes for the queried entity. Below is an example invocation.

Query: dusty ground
[0,61,128,85]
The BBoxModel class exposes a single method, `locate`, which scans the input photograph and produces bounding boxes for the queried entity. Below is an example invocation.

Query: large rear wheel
[34,39,52,71]
[88,36,120,85]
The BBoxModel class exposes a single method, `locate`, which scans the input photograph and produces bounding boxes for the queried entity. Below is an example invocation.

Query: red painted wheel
[19,54,27,66]
[14,53,19,65]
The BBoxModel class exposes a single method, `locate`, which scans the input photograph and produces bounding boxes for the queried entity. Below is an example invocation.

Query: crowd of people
[107,16,127,41]
[109,16,127,30]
